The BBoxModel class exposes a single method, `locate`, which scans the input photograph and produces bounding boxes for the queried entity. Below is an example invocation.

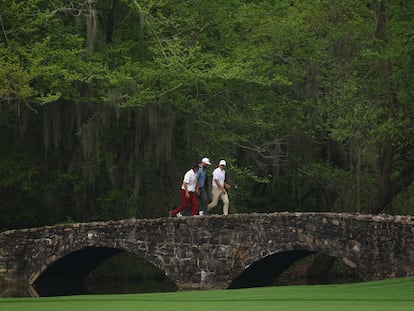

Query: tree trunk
[362,0,397,214]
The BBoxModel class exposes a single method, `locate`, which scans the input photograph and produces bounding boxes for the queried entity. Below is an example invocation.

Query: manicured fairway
[1,277,414,311]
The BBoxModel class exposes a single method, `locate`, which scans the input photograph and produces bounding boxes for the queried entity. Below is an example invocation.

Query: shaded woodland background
[1,0,414,230]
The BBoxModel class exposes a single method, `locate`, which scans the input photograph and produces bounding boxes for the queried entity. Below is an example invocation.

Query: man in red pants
[169,164,199,217]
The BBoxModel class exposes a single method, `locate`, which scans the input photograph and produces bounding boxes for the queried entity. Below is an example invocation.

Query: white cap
[201,157,211,165]
[219,159,226,166]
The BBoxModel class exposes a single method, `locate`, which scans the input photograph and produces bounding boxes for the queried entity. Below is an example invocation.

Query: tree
[1,0,414,230]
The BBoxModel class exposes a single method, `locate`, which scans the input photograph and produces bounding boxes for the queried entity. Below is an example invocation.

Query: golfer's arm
[214,179,224,191]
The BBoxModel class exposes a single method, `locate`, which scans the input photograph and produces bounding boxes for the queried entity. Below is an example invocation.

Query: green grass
[1,277,414,311]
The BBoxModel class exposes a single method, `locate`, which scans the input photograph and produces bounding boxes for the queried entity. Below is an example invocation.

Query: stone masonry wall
[0,212,413,290]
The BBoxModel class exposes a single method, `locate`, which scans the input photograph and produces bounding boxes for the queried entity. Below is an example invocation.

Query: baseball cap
[219,159,226,166]
[201,157,211,165]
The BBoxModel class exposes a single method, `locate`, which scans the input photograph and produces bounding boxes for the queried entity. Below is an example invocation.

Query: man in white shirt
[169,164,200,217]
[208,159,231,215]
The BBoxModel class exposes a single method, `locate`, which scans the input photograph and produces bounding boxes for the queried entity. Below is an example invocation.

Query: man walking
[208,159,231,215]
[169,164,199,217]
[197,157,211,215]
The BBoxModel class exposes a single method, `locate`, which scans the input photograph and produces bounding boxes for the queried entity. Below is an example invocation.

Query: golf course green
[1,277,413,311]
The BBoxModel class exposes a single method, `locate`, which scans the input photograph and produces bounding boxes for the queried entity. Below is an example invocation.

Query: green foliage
[1,0,414,228]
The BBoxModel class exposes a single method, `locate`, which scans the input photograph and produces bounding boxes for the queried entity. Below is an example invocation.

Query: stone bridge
[1,212,413,296]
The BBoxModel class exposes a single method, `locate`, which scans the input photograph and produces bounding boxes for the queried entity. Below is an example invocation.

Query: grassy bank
[1,277,413,311]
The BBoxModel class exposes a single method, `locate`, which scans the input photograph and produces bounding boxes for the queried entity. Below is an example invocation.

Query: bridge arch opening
[228,250,362,289]
[32,246,177,296]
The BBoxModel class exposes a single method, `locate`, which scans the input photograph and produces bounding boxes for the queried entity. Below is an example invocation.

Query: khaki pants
[208,188,229,215]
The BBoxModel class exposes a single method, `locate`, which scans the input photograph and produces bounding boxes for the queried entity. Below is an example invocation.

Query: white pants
[208,188,229,215]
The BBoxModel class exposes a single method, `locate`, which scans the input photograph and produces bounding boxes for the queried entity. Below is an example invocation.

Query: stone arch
[31,245,177,296]
[229,250,315,288]
[1,212,413,295]
[228,248,363,289]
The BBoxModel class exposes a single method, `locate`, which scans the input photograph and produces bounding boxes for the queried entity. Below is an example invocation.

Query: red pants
[171,189,198,216]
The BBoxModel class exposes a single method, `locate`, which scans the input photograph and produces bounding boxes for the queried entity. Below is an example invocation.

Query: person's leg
[208,188,221,212]
[170,189,190,216]
[200,188,208,215]
[180,203,191,215]
[190,192,199,215]
[221,192,229,215]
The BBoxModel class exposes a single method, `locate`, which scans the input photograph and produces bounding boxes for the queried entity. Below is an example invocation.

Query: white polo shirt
[181,169,198,192]
[211,167,225,188]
